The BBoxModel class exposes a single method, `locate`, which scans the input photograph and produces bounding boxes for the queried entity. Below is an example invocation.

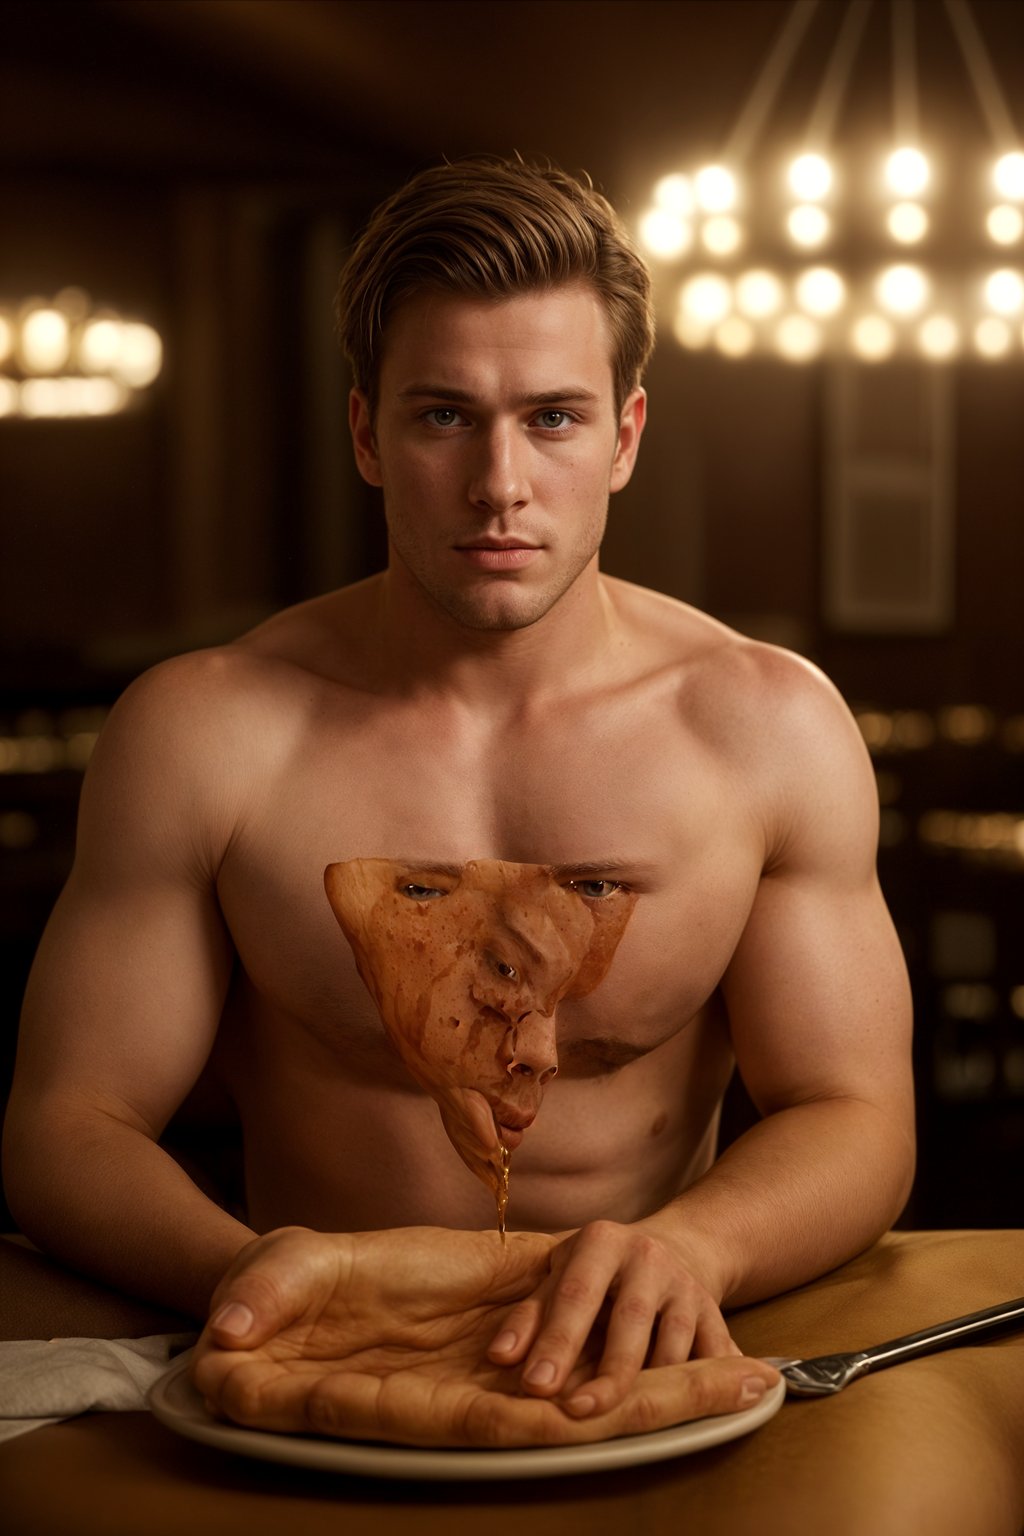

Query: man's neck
[370,560,626,712]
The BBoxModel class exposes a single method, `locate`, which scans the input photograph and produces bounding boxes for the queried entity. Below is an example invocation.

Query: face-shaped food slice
[324,859,637,1205]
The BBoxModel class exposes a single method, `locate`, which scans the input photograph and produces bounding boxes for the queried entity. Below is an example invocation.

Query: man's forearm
[639,1096,916,1309]
[4,1103,255,1319]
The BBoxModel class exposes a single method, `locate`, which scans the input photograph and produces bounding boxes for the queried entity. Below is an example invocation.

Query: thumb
[204,1227,332,1350]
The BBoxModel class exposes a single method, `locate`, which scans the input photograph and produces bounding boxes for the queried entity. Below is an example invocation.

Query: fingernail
[491,1330,518,1354]
[740,1375,768,1405]
[523,1359,557,1387]
[565,1394,596,1417]
[211,1301,253,1338]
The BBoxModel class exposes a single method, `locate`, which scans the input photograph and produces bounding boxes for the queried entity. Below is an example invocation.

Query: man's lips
[493,1106,536,1151]
[454,541,541,571]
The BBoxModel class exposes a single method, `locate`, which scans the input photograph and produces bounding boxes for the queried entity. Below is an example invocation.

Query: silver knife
[764,1294,1024,1396]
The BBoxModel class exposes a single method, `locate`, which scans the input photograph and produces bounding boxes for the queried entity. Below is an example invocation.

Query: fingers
[486,1293,546,1365]
[201,1226,338,1353]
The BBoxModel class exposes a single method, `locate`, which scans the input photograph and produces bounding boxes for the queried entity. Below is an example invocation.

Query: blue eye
[401,883,447,901]
[569,879,622,900]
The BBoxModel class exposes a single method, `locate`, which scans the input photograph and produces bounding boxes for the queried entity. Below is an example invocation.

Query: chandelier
[638,0,1024,363]
[0,288,163,418]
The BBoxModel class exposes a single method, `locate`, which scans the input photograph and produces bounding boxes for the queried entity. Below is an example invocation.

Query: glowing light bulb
[78,318,124,372]
[918,315,960,360]
[975,317,1012,357]
[694,164,737,214]
[701,215,742,255]
[993,151,1024,200]
[735,268,784,319]
[639,207,692,258]
[885,147,930,197]
[775,314,822,362]
[887,202,929,244]
[876,264,929,316]
[987,205,1024,244]
[788,153,832,201]
[794,266,846,317]
[852,315,896,361]
[114,324,163,388]
[787,205,830,248]
[984,268,1024,315]
[714,317,755,357]
[672,312,711,350]
[18,307,71,372]
[654,174,694,215]
[679,273,732,326]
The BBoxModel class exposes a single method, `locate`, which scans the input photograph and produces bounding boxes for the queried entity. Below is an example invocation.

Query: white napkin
[0,1332,198,1442]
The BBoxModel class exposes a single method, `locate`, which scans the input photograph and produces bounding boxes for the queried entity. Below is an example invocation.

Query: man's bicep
[12,660,239,1133]
[721,677,913,1121]
[16,867,235,1134]
[721,864,913,1119]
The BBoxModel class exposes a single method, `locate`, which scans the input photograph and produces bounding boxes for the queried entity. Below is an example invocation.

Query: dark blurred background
[1,0,1022,1231]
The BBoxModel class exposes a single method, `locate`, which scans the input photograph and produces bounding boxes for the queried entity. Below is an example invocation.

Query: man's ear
[609,387,647,494]
[349,388,383,487]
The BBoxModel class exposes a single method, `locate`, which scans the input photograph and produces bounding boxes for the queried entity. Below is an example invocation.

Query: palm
[192,1227,761,1447]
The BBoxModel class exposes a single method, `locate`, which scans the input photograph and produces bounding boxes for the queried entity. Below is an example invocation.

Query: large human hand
[487,1219,738,1420]
[192,1226,776,1448]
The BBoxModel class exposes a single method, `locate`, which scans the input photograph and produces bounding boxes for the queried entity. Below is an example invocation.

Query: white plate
[148,1354,785,1482]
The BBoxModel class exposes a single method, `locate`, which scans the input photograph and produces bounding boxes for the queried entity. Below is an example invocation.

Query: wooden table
[3,1229,1023,1536]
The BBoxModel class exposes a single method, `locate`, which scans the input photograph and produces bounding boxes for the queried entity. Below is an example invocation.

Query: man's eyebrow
[394,861,464,878]
[396,384,601,406]
[551,860,644,879]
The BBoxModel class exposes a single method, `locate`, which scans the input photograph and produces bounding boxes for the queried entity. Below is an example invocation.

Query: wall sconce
[0,287,163,419]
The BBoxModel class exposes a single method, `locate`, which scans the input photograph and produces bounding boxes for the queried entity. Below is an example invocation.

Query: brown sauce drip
[496,1143,511,1242]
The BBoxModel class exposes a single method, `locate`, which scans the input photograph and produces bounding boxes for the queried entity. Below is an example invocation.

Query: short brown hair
[336,155,655,414]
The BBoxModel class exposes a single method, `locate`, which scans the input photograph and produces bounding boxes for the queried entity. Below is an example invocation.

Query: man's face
[349,283,646,632]
[324,858,637,1197]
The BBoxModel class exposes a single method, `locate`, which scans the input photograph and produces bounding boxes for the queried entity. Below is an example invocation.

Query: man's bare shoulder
[607,576,871,803]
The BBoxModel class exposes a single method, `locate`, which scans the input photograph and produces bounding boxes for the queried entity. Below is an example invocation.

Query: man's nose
[467,424,530,513]
[500,1014,558,1086]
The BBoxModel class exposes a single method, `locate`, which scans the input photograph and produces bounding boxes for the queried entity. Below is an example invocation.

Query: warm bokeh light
[786,205,830,248]
[775,313,822,361]
[794,266,846,316]
[654,173,694,215]
[974,316,1012,357]
[788,152,832,201]
[114,324,163,388]
[700,215,742,255]
[18,376,129,418]
[679,272,732,325]
[78,318,124,372]
[0,378,18,416]
[672,312,712,350]
[735,268,784,319]
[918,314,960,359]
[18,307,71,373]
[0,313,12,365]
[887,202,929,243]
[851,315,896,360]
[983,268,1024,315]
[875,263,929,316]
[694,164,737,214]
[986,204,1024,245]
[993,151,1024,200]
[714,316,755,357]
[639,207,692,258]
[885,147,930,197]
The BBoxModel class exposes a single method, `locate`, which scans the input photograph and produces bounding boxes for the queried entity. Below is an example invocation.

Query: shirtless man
[3,157,914,1428]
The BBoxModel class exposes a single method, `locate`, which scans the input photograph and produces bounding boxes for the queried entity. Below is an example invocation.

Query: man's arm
[3,655,258,1318]
[490,650,914,1414]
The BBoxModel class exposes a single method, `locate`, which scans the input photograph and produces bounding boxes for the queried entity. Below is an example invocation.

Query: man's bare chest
[215,700,765,1068]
